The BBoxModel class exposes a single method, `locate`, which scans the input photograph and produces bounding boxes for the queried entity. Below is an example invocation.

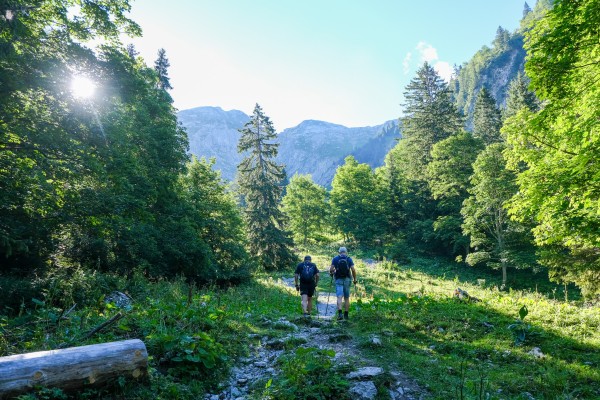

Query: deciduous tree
[330,156,387,246]
[281,174,329,246]
[462,144,536,288]
[503,0,600,297]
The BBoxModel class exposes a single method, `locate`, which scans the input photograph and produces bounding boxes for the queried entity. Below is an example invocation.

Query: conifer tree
[126,44,139,59]
[237,104,296,270]
[472,87,502,145]
[503,72,538,120]
[523,2,532,18]
[493,26,510,50]
[400,62,463,181]
[154,48,173,90]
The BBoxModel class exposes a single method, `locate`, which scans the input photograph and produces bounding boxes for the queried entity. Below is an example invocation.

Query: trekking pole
[324,275,333,318]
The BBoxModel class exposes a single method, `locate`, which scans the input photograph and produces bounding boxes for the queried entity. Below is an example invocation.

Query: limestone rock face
[178,106,249,181]
[178,106,400,187]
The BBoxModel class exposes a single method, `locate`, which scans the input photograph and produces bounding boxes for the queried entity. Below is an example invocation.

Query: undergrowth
[1,255,598,399]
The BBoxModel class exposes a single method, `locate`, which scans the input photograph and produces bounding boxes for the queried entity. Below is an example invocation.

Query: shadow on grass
[348,293,599,399]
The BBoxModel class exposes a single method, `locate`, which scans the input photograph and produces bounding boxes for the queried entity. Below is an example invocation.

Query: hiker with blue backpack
[329,247,357,320]
[295,255,320,317]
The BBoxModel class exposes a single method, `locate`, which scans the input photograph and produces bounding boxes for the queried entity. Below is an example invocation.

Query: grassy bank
[345,257,599,399]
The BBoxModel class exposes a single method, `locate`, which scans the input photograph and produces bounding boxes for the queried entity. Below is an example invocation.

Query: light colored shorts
[335,277,351,298]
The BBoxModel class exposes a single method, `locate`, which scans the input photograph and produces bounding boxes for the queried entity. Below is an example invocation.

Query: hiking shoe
[303,313,309,318]
[337,311,343,320]
[344,311,349,320]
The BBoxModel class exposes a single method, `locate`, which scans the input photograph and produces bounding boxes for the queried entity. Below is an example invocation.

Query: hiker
[295,255,320,317]
[329,247,357,320]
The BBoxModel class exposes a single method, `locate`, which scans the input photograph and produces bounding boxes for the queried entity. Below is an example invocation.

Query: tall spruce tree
[387,62,463,255]
[237,104,296,270]
[523,2,532,18]
[401,62,463,181]
[154,48,173,90]
[472,87,502,145]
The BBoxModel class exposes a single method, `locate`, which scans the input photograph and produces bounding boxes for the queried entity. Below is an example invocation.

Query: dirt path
[203,277,427,400]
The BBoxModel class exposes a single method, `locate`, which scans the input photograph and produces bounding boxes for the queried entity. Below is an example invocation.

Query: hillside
[178,107,400,187]
[451,0,553,126]
[277,119,400,187]
[178,106,250,181]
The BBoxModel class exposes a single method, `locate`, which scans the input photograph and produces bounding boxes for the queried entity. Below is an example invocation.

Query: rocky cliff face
[451,33,526,128]
[178,106,248,180]
[276,119,399,187]
[178,107,400,187]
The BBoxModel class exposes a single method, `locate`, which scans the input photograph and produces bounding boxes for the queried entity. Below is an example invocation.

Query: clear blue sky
[128,0,533,130]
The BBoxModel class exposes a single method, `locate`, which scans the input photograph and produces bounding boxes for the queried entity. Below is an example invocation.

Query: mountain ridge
[178,106,400,187]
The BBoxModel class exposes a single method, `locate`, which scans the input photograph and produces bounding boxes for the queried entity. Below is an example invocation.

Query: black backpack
[300,263,316,284]
[336,256,350,278]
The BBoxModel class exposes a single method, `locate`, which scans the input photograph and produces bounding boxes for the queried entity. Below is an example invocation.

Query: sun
[71,75,96,99]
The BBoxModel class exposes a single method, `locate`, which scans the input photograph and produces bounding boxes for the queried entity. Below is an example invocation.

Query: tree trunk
[0,339,147,397]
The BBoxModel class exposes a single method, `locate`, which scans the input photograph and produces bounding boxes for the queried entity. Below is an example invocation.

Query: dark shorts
[300,283,316,297]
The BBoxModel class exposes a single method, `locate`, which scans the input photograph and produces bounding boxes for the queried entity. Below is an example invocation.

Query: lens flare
[71,75,96,99]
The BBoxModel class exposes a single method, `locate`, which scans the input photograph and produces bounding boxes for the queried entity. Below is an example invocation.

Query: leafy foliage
[281,174,330,245]
[178,157,251,282]
[0,0,138,271]
[264,347,350,400]
[461,144,536,286]
[0,1,248,283]
[428,131,484,256]
[503,0,600,298]
[330,156,387,246]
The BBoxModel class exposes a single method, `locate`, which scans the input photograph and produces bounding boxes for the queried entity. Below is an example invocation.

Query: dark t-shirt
[331,255,354,279]
[295,262,319,286]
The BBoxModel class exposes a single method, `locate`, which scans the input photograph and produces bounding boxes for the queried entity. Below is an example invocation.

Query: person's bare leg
[301,294,308,314]
[344,297,350,312]
[307,297,313,314]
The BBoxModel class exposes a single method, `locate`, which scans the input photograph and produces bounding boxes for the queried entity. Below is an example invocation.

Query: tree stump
[0,339,148,397]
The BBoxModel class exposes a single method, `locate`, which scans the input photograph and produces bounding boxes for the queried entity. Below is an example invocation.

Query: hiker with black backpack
[294,255,320,318]
[329,247,357,320]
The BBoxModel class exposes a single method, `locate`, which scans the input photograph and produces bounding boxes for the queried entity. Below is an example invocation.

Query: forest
[1,0,598,399]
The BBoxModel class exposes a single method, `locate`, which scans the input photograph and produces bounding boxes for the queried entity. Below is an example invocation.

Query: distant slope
[451,0,552,126]
[178,106,248,180]
[451,30,526,126]
[178,107,400,187]
[276,119,400,187]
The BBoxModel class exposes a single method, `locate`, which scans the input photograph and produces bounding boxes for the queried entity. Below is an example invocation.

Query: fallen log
[0,339,147,398]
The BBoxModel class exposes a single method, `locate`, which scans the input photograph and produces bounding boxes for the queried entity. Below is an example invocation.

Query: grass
[1,255,598,399]
[344,257,600,399]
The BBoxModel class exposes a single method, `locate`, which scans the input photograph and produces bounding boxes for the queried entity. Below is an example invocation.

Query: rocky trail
[204,277,427,400]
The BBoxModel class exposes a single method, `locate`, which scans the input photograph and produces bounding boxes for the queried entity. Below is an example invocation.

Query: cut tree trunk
[0,339,147,398]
